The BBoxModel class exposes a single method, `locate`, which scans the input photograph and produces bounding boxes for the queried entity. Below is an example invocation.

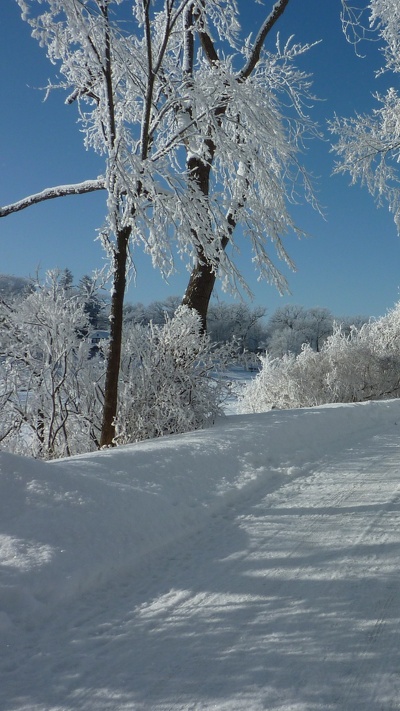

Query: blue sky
[1,0,399,318]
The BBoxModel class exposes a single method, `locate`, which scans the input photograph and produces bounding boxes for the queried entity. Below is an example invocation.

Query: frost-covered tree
[178,1,319,323]
[0,274,236,457]
[331,1,400,229]
[115,305,235,443]
[207,302,267,352]
[123,296,182,327]
[266,305,334,357]
[78,274,108,331]
[1,0,319,446]
[0,271,105,458]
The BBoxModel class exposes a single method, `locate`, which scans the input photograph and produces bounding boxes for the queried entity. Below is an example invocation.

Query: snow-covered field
[1,400,400,710]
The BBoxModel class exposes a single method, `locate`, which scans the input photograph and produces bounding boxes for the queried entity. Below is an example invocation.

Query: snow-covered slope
[1,400,400,710]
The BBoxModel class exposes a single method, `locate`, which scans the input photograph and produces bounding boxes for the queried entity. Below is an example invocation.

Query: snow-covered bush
[115,306,234,444]
[0,271,104,458]
[240,302,400,413]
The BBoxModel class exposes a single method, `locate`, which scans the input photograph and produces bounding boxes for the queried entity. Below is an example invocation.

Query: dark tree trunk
[182,147,218,331]
[100,225,131,447]
[182,256,217,332]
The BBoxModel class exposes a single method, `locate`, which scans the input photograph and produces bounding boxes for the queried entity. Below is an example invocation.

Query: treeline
[124,299,368,356]
[0,273,368,356]
[0,271,109,332]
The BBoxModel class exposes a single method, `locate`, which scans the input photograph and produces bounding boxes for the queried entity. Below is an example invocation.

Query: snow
[1,400,400,709]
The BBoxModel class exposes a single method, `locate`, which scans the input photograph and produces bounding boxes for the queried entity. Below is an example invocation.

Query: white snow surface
[1,400,400,710]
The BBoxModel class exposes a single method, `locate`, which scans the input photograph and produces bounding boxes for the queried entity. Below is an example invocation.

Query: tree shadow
[3,436,400,710]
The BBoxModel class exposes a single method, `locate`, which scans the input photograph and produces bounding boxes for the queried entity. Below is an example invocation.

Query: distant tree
[207,302,267,352]
[331,1,400,230]
[59,268,74,292]
[267,303,307,332]
[303,307,335,352]
[123,302,148,327]
[78,274,107,331]
[0,274,33,301]
[123,296,182,327]
[265,305,335,357]
[144,297,183,325]
[266,305,313,356]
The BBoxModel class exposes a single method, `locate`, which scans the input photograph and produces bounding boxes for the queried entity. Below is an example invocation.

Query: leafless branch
[0,178,106,218]
[239,0,291,80]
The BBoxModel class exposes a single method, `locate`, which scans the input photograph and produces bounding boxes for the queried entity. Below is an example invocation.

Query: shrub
[240,302,400,413]
[115,306,234,443]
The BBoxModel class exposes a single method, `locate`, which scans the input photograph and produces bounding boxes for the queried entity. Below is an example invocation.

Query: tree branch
[239,0,291,80]
[193,1,220,66]
[195,0,291,79]
[0,178,106,218]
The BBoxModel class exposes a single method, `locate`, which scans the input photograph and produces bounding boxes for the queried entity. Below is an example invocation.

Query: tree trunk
[99,225,131,447]
[181,148,218,331]
[181,0,292,331]
[182,255,217,331]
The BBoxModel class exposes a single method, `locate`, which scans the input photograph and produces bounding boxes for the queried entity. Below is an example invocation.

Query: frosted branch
[0,178,106,218]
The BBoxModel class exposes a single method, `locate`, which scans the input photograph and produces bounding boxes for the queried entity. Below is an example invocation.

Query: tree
[179,0,319,325]
[2,0,319,446]
[0,273,236,457]
[123,296,182,326]
[0,274,33,300]
[78,274,108,331]
[59,268,74,292]
[0,271,104,457]
[331,1,400,230]
[207,301,267,352]
[266,305,334,356]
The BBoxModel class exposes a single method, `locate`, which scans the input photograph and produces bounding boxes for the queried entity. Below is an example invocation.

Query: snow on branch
[0,178,106,218]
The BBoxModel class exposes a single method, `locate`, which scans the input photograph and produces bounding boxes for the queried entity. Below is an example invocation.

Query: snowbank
[1,399,400,632]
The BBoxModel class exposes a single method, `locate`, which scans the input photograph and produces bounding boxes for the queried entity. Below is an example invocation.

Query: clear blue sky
[1,0,399,318]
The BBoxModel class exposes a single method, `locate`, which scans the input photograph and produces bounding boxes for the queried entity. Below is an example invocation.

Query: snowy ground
[1,400,400,710]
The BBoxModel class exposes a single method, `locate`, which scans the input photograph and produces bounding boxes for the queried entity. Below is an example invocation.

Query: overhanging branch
[0,178,106,218]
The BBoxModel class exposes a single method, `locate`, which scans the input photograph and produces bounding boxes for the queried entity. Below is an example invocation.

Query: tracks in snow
[2,431,400,710]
